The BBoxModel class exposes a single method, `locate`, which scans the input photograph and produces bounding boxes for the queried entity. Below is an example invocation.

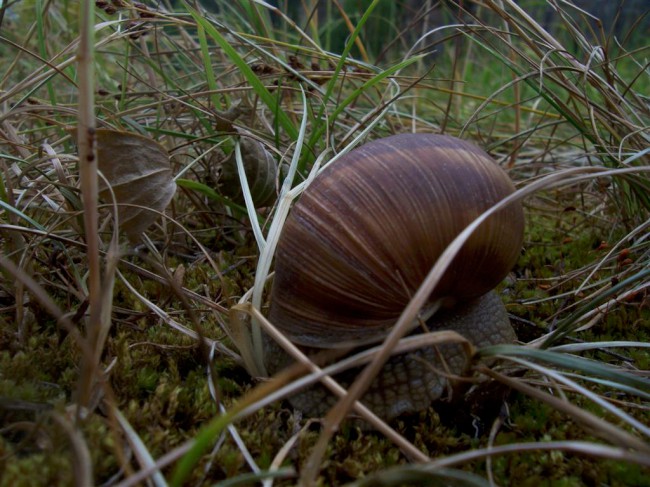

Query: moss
[0,447,74,487]
[2,210,648,485]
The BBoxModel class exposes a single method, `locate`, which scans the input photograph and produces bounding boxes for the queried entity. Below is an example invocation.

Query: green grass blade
[481,344,650,393]
[0,200,47,231]
[196,22,222,111]
[176,178,249,215]
[330,55,424,126]
[186,6,298,141]
[170,410,236,487]
[543,267,650,347]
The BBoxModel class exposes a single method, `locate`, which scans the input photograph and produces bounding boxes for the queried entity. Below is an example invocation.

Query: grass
[0,0,649,485]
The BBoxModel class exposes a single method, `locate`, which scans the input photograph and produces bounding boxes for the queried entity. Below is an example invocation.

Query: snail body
[266,133,524,419]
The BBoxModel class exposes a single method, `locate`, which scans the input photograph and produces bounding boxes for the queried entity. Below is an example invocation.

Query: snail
[217,137,278,207]
[264,133,524,420]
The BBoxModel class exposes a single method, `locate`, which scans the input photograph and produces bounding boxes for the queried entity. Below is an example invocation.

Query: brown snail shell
[219,137,278,207]
[268,133,524,349]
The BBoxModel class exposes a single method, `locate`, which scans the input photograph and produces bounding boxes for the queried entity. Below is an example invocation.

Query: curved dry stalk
[480,366,649,453]
[243,304,430,463]
[51,412,93,487]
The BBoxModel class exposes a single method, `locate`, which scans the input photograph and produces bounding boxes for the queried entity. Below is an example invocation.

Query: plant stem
[76,0,101,416]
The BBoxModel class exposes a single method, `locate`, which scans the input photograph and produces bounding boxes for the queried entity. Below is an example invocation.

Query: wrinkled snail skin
[265,133,524,420]
[264,290,515,419]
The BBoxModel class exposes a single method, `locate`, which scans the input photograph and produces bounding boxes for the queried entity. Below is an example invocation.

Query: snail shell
[269,133,524,349]
[219,137,277,207]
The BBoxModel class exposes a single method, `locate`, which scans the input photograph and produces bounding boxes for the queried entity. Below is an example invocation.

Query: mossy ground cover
[1,202,647,485]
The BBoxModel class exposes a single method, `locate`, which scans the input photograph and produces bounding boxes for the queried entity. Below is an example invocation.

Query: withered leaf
[75,128,176,238]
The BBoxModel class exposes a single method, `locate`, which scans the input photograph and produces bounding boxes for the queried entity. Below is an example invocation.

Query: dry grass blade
[422,441,650,471]
[50,412,92,487]
[112,408,167,487]
[74,0,102,414]
[480,366,649,453]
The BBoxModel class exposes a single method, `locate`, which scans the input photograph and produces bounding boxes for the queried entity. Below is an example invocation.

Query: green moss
[1,207,647,485]
[0,447,74,487]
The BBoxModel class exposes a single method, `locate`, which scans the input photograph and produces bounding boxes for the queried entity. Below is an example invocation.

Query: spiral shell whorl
[269,134,524,348]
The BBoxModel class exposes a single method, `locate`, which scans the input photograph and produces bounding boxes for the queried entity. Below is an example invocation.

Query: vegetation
[0,0,648,485]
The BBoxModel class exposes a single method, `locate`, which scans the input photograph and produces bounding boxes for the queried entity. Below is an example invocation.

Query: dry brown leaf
[73,128,176,238]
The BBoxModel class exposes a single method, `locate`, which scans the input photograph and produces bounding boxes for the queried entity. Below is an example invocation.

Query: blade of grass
[187,6,298,141]
[480,344,650,393]
[480,366,650,452]
[542,267,650,347]
[113,408,168,487]
[35,0,56,105]
[175,179,250,215]
[0,200,47,231]
[233,137,265,250]
[195,22,222,111]
[504,356,650,437]
[427,441,650,471]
